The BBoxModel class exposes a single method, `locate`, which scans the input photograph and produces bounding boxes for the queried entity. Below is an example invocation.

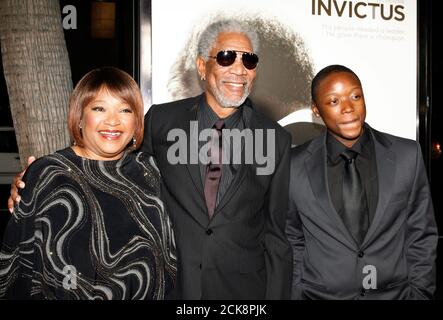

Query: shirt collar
[199,96,243,129]
[326,124,371,163]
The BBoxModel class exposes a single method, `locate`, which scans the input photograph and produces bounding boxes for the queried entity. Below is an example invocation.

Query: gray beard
[211,84,251,108]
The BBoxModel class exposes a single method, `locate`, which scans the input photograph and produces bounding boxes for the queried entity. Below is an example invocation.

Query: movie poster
[144,0,416,144]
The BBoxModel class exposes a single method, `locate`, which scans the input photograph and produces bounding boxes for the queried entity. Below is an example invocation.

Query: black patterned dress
[0,148,176,300]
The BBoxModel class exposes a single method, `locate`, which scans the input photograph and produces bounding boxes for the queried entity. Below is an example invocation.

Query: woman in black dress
[0,67,176,299]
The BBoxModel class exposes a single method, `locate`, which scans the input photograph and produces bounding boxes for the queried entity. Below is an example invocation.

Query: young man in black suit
[286,65,437,299]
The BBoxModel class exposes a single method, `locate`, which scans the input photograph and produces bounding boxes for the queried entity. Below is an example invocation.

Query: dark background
[429,0,443,300]
[0,0,442,299]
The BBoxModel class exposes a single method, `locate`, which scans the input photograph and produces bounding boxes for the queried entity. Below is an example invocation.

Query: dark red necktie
[204,119,224,218]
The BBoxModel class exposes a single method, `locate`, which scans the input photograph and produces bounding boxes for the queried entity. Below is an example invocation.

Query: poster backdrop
[149,0,417,141]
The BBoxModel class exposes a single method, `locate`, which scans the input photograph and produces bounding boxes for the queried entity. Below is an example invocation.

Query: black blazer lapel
[305,134,357,249]
[179,96,205,202]
[361,127,396,247]
[214,169,248,216]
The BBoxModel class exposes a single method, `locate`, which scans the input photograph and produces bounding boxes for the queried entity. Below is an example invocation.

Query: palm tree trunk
[0,0,72,168]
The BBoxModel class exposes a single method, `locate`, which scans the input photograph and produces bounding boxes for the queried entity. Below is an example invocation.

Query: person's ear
[196,56,206,81]
[311,103,321,118]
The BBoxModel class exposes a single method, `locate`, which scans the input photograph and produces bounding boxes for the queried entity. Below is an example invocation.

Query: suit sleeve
[141,105,156,155]
[405,142,438,299]
[264,131,292,299]
[285,179,305,300]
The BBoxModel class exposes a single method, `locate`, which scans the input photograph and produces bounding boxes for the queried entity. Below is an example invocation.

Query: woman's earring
[132,137,137,149]
[200,74,206,81]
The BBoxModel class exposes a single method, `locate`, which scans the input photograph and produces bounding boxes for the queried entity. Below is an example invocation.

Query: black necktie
[341,149,369,245]
[204,119,224,219]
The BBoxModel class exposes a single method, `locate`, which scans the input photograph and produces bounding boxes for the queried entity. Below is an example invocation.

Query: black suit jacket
[286,125,437,299]
[142,94,292,299]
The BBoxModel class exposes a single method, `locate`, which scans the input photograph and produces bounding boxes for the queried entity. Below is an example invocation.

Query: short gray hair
[197,19,259,59]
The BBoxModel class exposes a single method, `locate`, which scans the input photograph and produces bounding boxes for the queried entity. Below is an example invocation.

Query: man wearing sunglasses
[168,16,324,147]
[143,19,292,299]
[8,19,292,300]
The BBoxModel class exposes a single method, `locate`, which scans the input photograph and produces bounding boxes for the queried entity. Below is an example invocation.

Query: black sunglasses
[208,50,259,70]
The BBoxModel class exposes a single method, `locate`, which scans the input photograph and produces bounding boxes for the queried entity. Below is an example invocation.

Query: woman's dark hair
[68,67,144,149]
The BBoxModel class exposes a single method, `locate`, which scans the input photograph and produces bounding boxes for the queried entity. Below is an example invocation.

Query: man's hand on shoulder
[7,156,36,214]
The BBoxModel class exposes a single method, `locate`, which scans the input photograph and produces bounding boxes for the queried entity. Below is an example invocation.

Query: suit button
[206,229,213,235]
[358,251,364,258]
[360,289,366,297]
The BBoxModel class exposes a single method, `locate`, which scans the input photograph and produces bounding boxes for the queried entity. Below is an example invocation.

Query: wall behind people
[60,0,136,84]
[147,0,418,145]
